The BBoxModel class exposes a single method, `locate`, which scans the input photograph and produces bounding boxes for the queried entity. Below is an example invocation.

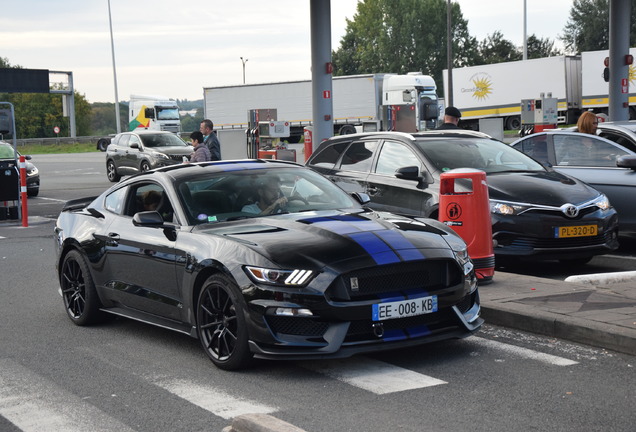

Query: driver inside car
[241,177,288,215]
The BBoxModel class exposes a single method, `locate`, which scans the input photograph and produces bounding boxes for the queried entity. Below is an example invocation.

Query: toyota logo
[561,204,579,218]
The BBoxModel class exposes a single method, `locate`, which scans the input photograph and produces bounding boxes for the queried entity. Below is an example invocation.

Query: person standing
[188,130,211,162]
[200,119,221,161]
[436,106,462,130]
[576,111,599,135]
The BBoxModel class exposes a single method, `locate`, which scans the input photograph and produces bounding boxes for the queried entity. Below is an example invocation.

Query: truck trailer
[203,73,440,142]
[443,48,636,131]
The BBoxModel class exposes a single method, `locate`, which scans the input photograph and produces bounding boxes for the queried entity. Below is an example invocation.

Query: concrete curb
[565,271,636,286]
[222,414,307,432]
[481,302,636,356]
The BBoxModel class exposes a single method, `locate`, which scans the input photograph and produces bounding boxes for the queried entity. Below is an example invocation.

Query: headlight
[153,152,169,160]
[26,166,38,176]
[453,246,474,276]
[491,201,529,216]
[593,194,610,211]
[244,266,314,286]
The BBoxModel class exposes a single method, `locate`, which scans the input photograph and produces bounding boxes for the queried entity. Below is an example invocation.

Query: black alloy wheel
[196,274,252,370]
[106,160,121,182]
[60,250,106,325]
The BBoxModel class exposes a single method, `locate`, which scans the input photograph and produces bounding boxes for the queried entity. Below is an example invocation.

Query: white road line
[34,197,67,203]
[0,359,136,432]
[153,378,277,420]
[472,337,579,366]
[301,357,447,394]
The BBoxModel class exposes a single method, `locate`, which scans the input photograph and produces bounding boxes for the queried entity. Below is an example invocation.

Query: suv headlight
[154,152,170,160]
[244,266,314,286]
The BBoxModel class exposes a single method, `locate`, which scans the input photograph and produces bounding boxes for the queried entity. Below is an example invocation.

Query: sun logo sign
[466,72,493,101]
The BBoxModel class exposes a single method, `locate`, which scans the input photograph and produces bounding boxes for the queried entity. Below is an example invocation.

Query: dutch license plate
[372,295,438,321]
[555,225,598,238]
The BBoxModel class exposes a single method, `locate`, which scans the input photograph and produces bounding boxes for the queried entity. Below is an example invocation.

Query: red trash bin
[439,168,495,284]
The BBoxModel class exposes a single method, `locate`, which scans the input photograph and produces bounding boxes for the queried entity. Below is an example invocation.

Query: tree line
[2,0,635,139]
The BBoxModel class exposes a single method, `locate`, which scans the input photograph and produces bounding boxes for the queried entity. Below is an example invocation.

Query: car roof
[321,129,493,144]
[127,158,304,182]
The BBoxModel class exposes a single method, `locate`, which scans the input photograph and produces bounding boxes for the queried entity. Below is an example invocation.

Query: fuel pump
[520,93,558,136]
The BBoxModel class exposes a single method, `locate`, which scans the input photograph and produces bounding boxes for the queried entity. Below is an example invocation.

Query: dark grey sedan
[105,131,193,182]
[510,130,636,237]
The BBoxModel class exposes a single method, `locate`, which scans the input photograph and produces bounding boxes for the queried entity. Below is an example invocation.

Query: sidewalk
[480,271,636,357]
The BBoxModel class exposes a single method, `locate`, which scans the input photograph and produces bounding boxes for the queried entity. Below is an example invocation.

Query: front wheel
[106,160,121,182]
[60,249,107,325]
[196,274,252,370]
[140,161,151,172]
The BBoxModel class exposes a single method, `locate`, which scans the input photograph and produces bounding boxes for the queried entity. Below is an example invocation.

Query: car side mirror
[617,155,636,170]
[351,192,371,205]
[130,142,140,149]
[395,166,434,187]
[133,211,164,227]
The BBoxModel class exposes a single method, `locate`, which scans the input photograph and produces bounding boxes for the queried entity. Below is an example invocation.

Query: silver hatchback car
[106,131,193,182]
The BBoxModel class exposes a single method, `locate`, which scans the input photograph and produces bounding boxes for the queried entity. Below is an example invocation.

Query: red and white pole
[19,155,28,227]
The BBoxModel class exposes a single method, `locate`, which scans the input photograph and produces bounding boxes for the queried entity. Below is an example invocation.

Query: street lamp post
[240,57,248,84]
[107,0,121,134]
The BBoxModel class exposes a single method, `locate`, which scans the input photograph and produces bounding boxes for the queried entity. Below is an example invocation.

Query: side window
[375,141,420,175]
[338,140,377,173]
[516,136,549,163]
[104,186,128,215]
[128,183,175,222]
[309,142,350,169]
[554,135,628,167]
[128,135,141,148]
[117,134,129,147]
[599,131,636,153]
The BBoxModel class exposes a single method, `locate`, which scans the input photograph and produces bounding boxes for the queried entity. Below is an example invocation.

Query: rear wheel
[196,274,252,370]
[106,160,121,182]
[60,250,107,325]
[505,116,521,130]
[97,138,110,152]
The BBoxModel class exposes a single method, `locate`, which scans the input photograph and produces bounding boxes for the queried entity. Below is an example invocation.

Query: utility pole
[240,57,248,84]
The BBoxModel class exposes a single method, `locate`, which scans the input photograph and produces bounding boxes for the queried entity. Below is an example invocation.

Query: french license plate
[555,225,598,238]
[372,295,438,321]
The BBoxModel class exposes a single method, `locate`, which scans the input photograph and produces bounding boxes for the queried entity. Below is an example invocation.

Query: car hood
[196,210,459,271]
[485,170,600,206]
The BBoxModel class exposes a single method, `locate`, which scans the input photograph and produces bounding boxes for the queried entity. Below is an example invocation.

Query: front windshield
[177,167,360,225]
[0,144,15,159]
[415,137,545,173]
[140,133,187,148]
[156,107,180,120]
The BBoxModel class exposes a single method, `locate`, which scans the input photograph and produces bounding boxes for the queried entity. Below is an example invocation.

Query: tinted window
[140,133,187,148]
[339,141,377,173]
[104,187,128,215]
[513,135,549,163]
[128,135,141,148]
[375,141,420,175]
[599,130,636,153]
[309,141,350,169]
[554,134,628,167]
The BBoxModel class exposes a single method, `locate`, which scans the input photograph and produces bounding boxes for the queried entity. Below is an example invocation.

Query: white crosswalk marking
[0,359,136,432]
[472,337,579,366]
[152,378,277,420]
[301,357,447,394]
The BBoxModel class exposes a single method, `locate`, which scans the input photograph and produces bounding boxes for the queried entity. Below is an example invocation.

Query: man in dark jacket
[200,119,221,161]
[436,106,461,130]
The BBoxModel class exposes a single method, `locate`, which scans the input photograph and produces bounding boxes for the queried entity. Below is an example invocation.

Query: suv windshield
[415,137,545,173]
[140,133,187,148]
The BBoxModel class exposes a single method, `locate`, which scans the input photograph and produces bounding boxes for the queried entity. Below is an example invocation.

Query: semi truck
[97,95,181,152]
[202,73,440,142]
[443,47,636,131]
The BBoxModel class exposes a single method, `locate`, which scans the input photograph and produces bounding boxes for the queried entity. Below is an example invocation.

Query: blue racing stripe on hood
[302,216,426,265]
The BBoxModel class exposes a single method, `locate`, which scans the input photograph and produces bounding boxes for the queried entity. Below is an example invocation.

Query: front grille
[169,154,186,162]
[328,260,462,301]
[265,316,329,337]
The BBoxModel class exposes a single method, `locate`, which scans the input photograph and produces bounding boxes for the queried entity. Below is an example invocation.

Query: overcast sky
[0,1,574,103]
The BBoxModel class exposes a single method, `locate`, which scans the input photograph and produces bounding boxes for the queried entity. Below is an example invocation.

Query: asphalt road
[0,152,634,431]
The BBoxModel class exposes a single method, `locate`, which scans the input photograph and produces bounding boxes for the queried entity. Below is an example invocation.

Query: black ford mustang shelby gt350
[54,160,482,370]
